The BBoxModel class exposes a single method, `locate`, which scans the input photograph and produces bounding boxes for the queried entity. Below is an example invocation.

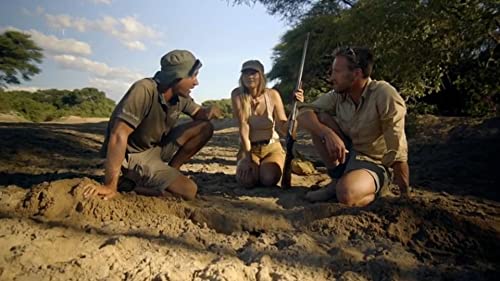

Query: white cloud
[52,55,143,82]
[36,6,45,15]
[21,6,44,16]
[1,26,91,56]
[88,0,113,4]
[21,8,31,16]
[45,14,161,51]
[124,40,146,51]
[5,86,44,92]
[89,78,130,101]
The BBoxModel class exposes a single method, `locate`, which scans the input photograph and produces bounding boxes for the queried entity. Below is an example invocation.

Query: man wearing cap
[297,46,410,206]
[84,50,221,200]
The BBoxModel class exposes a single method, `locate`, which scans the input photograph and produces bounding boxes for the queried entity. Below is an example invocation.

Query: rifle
[282,32,310,189]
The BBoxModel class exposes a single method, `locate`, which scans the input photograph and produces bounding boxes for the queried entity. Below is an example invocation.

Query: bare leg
[236,159,260,188]
[165,174,198,200]
[336,169,376,207]
[306,112,345,202]
[259,150,285,187]
[132,175,198,200]
[169,120,214,169]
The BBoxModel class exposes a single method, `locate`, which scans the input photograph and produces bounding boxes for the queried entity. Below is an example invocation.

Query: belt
[251,139,276,147]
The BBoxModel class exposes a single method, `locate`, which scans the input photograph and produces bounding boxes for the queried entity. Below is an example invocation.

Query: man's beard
[334,83,351,94]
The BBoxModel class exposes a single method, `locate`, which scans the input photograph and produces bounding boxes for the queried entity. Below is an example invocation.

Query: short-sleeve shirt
[101,78,200,156]
[298,78,408,167]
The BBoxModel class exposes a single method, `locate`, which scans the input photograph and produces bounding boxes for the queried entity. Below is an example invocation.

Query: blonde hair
[238,71,267,119]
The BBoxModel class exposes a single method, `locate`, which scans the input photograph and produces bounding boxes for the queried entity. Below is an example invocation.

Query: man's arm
[192,105,221,121]
[377,83,410,195]
[298,109,348,164]
[392,161,410,196]
[84,120,133,199]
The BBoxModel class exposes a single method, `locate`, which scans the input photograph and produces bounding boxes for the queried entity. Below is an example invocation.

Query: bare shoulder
[231,87,242,99]
[268,88,283,102]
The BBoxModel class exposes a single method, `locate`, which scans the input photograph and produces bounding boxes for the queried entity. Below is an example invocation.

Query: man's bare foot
[305,181,337,202]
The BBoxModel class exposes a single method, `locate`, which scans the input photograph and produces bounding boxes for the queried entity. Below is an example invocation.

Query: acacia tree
[0,31,43,88]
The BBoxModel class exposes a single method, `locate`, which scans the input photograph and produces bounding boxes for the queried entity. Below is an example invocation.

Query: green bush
[0,88,115,122]
[202,98,233,119]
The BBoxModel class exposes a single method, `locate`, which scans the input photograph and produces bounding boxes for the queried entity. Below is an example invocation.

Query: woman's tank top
[248,89,280,143]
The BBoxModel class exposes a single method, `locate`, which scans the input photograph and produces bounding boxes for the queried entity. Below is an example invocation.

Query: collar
[156,80,179,107]
[159,93,179,107]
[360,77,373,99]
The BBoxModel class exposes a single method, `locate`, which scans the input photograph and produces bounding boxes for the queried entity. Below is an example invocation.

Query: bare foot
[305,181,337,202]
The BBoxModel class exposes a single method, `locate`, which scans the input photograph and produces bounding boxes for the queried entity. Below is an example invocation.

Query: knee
[335,183,358,206]
[182,180,198,200]
[170,177,197,200]
[236,175,258,188]
[200,120,214,139]
[260,171,281,187]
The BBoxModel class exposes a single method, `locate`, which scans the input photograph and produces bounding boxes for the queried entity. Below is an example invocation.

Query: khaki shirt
[101,78,200,156]
[298,78,408,167]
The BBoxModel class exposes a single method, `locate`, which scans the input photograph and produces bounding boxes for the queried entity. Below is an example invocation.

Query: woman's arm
[270,88,304,137]
[231,89,251,158]
[270,89,288,136]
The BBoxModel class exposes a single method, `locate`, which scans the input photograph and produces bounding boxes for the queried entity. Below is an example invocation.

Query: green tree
[0,30,43,88]
[243,0,499,116]
[231,0,355,21]
[0,88,115,121]
[202,98,233,118]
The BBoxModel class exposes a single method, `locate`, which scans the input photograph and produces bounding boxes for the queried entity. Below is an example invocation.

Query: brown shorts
[119,126,184,192]
[237,140,285,165]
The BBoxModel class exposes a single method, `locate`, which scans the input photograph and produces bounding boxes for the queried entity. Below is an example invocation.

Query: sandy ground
[0,115,499,281]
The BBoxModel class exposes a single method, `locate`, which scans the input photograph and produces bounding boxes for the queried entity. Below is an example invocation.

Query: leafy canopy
[0,31,43,88]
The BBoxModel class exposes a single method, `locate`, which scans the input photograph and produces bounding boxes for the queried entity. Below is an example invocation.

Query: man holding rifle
[297,46,410,206]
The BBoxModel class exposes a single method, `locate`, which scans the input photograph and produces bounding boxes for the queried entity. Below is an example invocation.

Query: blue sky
[0,0,288,103]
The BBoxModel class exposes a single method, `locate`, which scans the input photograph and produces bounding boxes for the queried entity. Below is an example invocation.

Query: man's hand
[83,183,118,200]
[392,161,410,198]
[207,105,222,120]
[320,127,349,164]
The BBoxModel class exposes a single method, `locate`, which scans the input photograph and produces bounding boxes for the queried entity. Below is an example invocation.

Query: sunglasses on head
[188,59,202,76]
[342,47,360,67]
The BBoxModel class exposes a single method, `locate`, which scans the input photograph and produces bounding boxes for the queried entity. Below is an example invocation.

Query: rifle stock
[282,32,310,189]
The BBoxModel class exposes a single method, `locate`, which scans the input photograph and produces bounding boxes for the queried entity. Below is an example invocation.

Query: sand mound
[0,113,30,123]
[46,115,109,124]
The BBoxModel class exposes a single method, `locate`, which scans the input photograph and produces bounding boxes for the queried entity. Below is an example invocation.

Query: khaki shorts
[237,141,285,164]
[328,150,391,195]
[119,126,183,192]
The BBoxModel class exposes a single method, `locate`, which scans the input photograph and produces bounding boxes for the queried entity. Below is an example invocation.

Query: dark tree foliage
[0,31,43,88]
[233,0,499,116]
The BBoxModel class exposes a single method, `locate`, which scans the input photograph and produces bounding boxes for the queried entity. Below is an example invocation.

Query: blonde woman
[231,60,303,187]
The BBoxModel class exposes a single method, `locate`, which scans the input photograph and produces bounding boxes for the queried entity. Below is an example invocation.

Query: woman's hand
[294,88,304,102]
[237,154,258,184]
